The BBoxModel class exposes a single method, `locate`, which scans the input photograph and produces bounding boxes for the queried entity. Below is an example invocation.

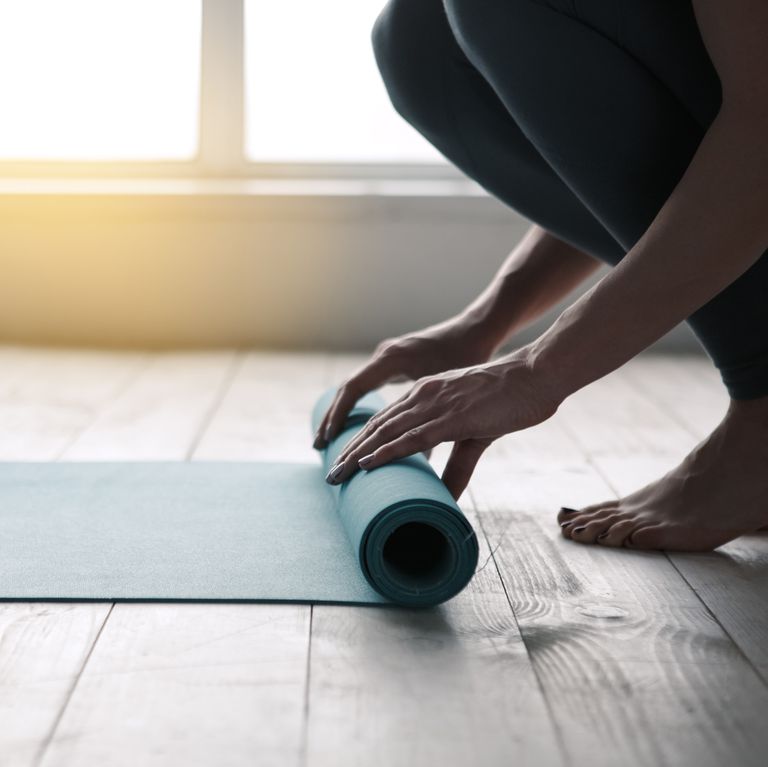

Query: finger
[441,439,489,500]
[333,418,447,483]
[334,393,418,465]
[336,408,422,470]
[333,377,425,462]
[314,361,390,448]
[328,408,432,485]
[313,388,346,449]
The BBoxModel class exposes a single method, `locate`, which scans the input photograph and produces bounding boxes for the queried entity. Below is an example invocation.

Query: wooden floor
[1,347,767,767]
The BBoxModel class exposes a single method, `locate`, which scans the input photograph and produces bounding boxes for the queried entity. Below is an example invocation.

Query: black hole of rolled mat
[381,522,454,591]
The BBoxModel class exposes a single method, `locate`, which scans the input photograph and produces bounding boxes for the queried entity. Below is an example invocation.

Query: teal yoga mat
[0,390,479,606]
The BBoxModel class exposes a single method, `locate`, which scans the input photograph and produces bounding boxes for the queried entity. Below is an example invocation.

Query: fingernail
[312,431,325,449]
[597,532,608,540]
[560,507,579,514]
[324,425,333,442]
[325,463,344,484]
[572,526,586,534]
[560,521,573,528]
[359,454,374,469]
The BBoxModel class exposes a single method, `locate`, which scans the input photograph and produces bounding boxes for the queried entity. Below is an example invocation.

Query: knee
[444,0,524,62]
[443,0,490,54]
[371,0,439,128]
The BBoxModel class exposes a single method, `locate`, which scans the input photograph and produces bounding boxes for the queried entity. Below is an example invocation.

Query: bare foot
[557,396,768,551]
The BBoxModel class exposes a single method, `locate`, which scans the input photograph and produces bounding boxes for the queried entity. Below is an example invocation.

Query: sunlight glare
[0,0,201,160]
[245,0,443,163]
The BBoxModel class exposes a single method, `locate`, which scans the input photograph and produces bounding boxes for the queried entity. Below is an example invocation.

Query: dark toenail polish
[572,526,586,534]
[560,507,579,514]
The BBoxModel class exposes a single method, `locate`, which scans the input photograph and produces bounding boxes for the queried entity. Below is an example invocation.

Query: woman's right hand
[313,316,495,449]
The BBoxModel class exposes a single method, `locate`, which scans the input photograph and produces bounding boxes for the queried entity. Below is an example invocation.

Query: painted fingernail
[359,454,374,469]
[560,507,579,514]
[325,463,344,484]
[324,426,333,442]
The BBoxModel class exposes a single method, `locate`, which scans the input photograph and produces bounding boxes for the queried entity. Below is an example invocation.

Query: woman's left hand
[324,350,562,499]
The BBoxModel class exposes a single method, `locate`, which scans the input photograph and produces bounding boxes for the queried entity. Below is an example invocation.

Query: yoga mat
[0,390,479,606]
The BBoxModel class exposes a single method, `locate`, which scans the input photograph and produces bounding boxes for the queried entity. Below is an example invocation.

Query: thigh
[376,0,624,262]
[611,0,722,127]
[448,0,767,397]
[567,0,721,127]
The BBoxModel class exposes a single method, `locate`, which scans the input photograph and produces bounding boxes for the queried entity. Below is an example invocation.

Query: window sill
[0,176,487,198]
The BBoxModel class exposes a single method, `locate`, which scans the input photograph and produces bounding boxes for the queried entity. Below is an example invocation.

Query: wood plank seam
[31,603,115,767]
[299,605,314,767]
[37,350,244,766]
[184,350,246,461]
[611,365,768,691]
[469,488,571,765]
[554,396,768,693]
[21,354,151,767]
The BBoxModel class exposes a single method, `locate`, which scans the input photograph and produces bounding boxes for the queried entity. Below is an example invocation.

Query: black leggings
[372,0,768,400]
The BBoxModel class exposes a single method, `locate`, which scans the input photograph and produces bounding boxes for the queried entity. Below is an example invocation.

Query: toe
[557,499,615,524]
[568,522,599,544]
[560,513,594,539]
[560,507,620,539]
[557,506,581,524]
[570,513,627,545]
[625,524,668,550]
[595,519,637,548]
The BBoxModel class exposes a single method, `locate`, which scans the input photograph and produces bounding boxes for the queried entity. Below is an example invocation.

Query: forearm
[529,106,768,400]
[459,225,601,356]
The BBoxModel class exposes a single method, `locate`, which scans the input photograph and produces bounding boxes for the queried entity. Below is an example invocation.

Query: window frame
[0,0,458,181]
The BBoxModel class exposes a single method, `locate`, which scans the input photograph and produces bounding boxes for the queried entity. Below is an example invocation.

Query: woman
[314,0,768,552]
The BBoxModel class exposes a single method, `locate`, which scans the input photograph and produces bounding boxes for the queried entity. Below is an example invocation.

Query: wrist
[524,309,593,403]
[456,307,508,360]
[458,279,529,357]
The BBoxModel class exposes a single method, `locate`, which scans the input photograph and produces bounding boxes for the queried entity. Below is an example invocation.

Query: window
[0,0,445,172]
[0,0,201,161]
[244,0,441,163]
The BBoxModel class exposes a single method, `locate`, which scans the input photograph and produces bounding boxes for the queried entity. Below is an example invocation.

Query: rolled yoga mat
[0,390,479,606]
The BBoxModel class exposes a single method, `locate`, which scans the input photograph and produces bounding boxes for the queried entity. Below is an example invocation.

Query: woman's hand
[323,350,562,499]
[313,227,602,453]
[313,316,496,449]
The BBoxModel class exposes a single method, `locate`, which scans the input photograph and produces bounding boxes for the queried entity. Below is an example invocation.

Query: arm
[532,0,768,400]
[315,226,598,446]
[327,0,768,496]
[457,225,601,357]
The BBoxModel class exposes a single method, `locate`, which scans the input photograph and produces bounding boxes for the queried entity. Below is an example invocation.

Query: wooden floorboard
[0,349,143,767]
[38,351,319,767]
[0,348,766,766]
[303,356,562,767]
[470,406,768,767]
[542,360,768,764]
[617,356,768,684]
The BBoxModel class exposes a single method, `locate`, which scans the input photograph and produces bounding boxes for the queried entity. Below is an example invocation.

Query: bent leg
[440,0,768,548]
[371,0,624,264]
[443,0,768,400]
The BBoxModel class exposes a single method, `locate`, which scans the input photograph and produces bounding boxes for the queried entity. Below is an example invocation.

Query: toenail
[560,507,579,514]
[560,521,574,528]
[572,526,586,534]
[597,532,608,540]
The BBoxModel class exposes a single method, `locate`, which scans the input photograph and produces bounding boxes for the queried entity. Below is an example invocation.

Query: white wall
[0,188,701,354]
